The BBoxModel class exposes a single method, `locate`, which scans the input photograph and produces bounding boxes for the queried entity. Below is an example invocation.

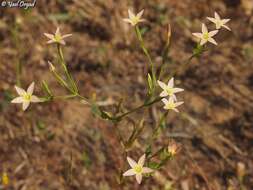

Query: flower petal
[59,40,66,45]
[162,98,168,105]
[192,33,202,38]
[31,95,42,103]
[171,94,177,101]
[207,17,216,23]
[127,157,137,168]
[222,19,230,24]
[138,154,146,167]
[222,24,231,31]
[27,82,35,95]
[47,40,55,44]
[128,9,135,19]
[15,86,26,96]
[157,80,167,90]
[136,174,142,184]
[123,18,132,24]
[123,169,136,176]
[139,19,146,23]
[167,77,174,88]
[209,30,219,37]
[168,96,175,104]
[214,12,220,20]
[208,38,218,45]
[175,101,184,107]
[202,23,208,33]
[137,9,144,18]
[11,97,24,104]
[173,108,179,113]
[163,105,168,110]
[173,88,184,93]
[44,33,54,40]
[55,27,61,36]
[62,34,72,39]
[22,101,30,111]
[200,39,207,46]
[160,91,168,97]
[142,167,153,174]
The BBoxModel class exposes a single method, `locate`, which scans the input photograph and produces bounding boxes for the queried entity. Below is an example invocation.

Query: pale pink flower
[207,12,231,31]
[123,154,153,184]
[157,77,184,100]
[162,97,184,112]
[11,82,42,111]
[123,9,145,26]
[44,27,72,45]
[192,23,219,45]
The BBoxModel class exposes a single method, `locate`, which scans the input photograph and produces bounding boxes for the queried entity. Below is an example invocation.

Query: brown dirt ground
[0,0,253,190]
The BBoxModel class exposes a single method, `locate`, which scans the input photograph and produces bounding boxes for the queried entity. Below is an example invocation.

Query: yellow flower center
[134,165,143,174]
[166,102,175,110]
[166,88,174,96]
[132,17,139,25]
[216,21,222,28]
[23,93,31,101]
[54,34,62,42]
[203,33,209,40]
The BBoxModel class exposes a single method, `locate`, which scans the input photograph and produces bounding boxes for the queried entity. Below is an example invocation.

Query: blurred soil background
[0,0,253,189]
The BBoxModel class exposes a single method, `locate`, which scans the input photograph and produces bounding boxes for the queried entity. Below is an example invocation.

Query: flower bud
[48,61,55,72]
[237,162,246,181]
[167,141,180,157]
[166,24,171,45]
[2,172,9,185]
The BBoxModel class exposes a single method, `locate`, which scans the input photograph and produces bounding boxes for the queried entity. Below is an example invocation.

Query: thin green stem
[115,97,162,120]
[148,146,166,160]
[76,94,91,106]
[165,54,195,82]
[152,111,169,139]
[51,69,75,93]
[54,94,77,99]
[134,26,156,85]
[12,23,22,86]
[158,34,172,80]
[57,44,78,93]
[16,60,22,86]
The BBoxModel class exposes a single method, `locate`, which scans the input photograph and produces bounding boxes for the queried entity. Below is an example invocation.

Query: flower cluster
[158,78,184,112]
[192,12,231,46]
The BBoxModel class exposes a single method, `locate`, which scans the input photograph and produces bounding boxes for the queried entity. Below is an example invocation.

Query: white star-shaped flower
[192,23,219,46]
[44,27,72,45]
[123,154,153,184]
[207,12,231,31]
[123,9,145,26]
[11,82,42,111]
[162,97,184,112]
[157,78,184,100]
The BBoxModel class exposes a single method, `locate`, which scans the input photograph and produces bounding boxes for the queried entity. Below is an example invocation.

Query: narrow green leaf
[42,80,53,97]
[147,73,153,95]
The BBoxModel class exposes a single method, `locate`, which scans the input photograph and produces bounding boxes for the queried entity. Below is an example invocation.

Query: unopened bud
[237,162,246,181]
[48,61,55,72]
[167,141,180,157]
[167,24,171,42]
[2,172,9,185]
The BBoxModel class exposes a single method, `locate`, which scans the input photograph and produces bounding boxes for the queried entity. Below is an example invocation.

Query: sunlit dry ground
[0,0,253,189]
